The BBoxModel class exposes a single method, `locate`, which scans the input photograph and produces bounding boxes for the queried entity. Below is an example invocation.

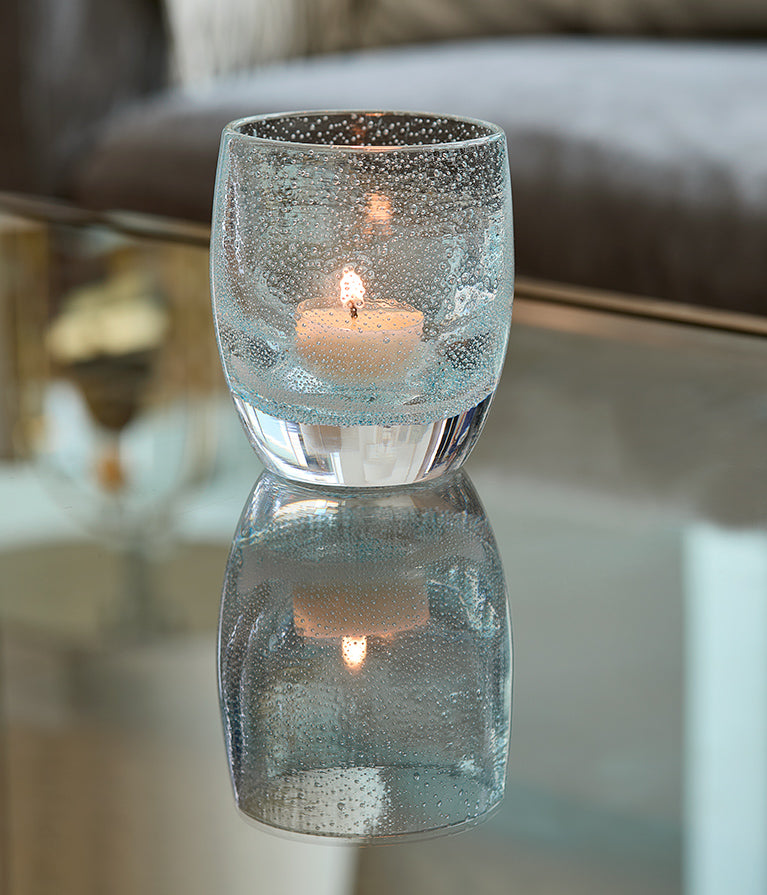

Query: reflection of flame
[341,636,367,671]
[340,269,365,310]
[365,192,392,225]
[364,192,393,235]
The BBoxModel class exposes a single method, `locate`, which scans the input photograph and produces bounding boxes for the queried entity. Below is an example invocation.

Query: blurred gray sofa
[2,0,766,316]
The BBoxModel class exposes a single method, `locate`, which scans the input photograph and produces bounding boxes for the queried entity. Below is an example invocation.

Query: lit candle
[293,575,430,672]
[295,269,424,383]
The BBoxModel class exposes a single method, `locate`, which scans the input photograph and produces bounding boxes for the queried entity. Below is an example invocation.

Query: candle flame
[341,635,367,671]
[340,269,365,311]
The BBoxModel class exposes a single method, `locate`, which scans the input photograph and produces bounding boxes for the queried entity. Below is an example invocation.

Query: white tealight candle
[293,576,429,673]
[295,269,424,383]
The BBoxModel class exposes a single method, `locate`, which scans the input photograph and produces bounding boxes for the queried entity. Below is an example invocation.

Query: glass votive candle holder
[211,111,514,487]
[218,471,512,841]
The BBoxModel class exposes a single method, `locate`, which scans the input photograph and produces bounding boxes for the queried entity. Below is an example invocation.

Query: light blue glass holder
[211,111,514,487]
[218,471,512,841]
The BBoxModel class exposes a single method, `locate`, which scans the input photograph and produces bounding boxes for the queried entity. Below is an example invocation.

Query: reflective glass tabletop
[1,201,766,894]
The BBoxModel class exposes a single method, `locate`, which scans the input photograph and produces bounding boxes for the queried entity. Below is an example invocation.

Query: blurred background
[2,0,766,313]
[1,2,766,894]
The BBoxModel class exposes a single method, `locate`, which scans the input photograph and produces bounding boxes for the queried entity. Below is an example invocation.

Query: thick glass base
[232,394,492,487]
[237,766,502,842]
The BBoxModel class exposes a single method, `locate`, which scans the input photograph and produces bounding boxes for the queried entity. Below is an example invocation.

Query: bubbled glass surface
[210,111,514,486]
[218,471,512,841]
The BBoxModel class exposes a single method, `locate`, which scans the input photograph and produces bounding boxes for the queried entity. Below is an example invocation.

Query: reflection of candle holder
[211,111,514,487]
[218,471,512,841]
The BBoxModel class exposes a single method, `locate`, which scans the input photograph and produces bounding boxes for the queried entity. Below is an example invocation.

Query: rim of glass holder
[223,109,506,154]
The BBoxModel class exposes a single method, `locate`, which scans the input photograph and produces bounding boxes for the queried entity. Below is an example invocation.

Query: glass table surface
[1,199,766,894]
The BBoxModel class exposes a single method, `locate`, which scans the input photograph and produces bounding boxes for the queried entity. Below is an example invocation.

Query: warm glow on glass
[339,269,365,311]
[341,635,367,670]
[365,192,393,229]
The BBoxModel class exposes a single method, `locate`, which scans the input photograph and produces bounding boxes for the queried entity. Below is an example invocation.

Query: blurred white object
[164,0,352,86]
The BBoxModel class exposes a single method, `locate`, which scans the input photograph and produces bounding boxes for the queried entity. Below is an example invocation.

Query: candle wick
[350,305,358,319]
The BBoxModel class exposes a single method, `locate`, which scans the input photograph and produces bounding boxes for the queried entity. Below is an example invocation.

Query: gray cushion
[358,0,767,47]
[0,0,165,196]
[73,37,767,315]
